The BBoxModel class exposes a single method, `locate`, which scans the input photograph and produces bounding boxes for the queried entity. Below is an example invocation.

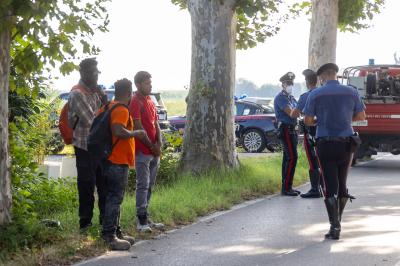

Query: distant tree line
[235,78,306,99]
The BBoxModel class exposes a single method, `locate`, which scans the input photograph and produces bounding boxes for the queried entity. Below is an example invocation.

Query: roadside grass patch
[1,151,309,265]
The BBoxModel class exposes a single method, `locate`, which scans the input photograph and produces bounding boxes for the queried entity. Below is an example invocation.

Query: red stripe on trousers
[315,148,327,197]
[284,127,295,190]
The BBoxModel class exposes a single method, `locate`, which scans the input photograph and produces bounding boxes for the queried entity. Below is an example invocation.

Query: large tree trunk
[0,25,12,225]
[180,0,239,174]
[308,0,339,71]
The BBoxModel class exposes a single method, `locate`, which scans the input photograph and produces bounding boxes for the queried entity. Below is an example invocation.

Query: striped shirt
[68,81,102,150]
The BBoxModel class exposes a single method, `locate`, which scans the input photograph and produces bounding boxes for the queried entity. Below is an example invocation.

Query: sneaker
[103,235,131,251]
[79,222,93,234]
[281,190,299,196]
[148,219,165,230]
[137,215,152,233]
[116,230,135,245]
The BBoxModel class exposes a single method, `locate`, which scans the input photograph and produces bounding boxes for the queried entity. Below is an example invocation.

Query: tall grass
[3,152,310,265]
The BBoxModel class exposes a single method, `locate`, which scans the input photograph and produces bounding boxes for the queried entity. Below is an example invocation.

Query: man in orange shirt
[101,78,146,250]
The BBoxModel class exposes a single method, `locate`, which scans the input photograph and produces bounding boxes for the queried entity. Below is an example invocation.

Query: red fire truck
[340,64,400,163]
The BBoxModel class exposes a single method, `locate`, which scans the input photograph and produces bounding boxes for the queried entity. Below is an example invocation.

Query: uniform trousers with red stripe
[316,140,352,198]
[279,125,298,192]
[303,133,319,173]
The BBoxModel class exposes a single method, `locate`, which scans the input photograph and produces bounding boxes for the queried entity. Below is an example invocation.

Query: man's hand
[131,129,147,139]
[151,142,162,157]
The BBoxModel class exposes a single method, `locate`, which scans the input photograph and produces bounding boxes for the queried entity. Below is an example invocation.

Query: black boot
[338,197,348,222]
[324,197,341,240]
[301,170,322,198]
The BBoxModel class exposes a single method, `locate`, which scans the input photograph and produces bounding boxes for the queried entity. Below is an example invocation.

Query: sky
[52,0,400,92]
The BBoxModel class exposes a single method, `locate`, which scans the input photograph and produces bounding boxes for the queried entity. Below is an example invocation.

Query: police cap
[316,63,339,76]
[279,72,295,83]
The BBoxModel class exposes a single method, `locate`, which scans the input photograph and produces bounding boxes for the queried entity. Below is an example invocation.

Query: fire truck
[340,64,400,163]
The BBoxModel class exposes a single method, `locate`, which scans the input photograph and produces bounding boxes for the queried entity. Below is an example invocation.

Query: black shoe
[300,189,322,198]
[293,189,301,195]
[79,222,93,234]
[281,190,299,196]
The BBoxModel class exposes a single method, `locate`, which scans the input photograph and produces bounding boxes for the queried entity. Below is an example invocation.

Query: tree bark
[0,24,12,225]
[181,0,239,174]
[308,0,339,71]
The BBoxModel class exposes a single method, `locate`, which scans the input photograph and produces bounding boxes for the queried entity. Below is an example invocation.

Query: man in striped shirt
[68,58,107,231]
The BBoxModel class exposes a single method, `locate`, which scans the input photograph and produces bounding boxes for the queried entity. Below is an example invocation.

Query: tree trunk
[0,24,12,225]
[180,0,239,174]
[308,0,339,71]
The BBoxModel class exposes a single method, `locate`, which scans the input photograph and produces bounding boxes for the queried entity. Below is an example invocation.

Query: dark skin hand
[133,119,162,156]
[111,124,147,140]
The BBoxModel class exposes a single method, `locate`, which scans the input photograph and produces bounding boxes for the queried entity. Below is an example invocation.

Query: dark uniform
[274,72,299,196]
[297,69,322,198]
[304,63,365,240]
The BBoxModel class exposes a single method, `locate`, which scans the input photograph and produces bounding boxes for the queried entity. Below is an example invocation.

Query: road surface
[78,154,400,266]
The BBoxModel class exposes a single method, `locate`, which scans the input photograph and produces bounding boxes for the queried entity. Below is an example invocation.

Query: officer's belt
[317,136,350,143]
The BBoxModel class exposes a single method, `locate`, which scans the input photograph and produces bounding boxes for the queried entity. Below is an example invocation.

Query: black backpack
[87,103,129,160]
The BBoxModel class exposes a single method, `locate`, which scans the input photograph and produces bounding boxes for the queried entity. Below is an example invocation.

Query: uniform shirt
[274,90,297,125]
[296,90,313,113]
[303,80,365,138]
[68,81,102,150]
[102,101,136,167]
[296,89,316,136]
[129,92,158,155]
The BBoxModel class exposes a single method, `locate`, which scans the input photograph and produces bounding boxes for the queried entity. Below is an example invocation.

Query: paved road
[78,154,400,266]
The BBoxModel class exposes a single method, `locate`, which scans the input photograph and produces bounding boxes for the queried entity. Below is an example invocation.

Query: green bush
[1,93,78,260]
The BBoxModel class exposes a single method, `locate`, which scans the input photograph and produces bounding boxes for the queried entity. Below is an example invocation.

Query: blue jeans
[135,152,160,217]
[102,162,128,237]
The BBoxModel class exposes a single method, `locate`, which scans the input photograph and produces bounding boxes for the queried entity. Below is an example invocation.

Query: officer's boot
[300,170,322,198]
[324,197,341,240]
[338,196,349,222]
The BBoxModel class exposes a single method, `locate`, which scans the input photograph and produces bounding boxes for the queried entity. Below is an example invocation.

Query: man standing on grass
[68,58,107,231]
[129,71,165,232]
[101,78,146,250]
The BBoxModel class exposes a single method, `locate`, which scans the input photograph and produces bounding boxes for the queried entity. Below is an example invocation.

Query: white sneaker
[136,220,152,233]
[148,219,165,230]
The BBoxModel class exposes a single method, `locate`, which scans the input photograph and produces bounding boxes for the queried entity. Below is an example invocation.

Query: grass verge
[2,152,309,266]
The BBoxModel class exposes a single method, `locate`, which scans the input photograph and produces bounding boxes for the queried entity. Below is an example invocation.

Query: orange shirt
[102,101,135,167]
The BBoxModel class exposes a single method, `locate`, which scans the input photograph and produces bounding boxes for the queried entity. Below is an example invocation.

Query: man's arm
[133,119,156,149]
[152,121,162,156]
[352,111,366,121]
[290,108,301,118]
[111,124,146,139]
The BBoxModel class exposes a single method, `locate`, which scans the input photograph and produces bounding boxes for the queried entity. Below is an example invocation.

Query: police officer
[291,69,322,198]
[303,63,366,240]
[274,72,300,196]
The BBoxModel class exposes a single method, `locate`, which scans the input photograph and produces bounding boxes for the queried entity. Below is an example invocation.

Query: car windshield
[150,94,165,108]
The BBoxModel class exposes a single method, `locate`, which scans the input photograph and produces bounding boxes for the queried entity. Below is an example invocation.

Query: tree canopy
[172,0,285,49]
[0,0,110,97]
[172,0,385,49]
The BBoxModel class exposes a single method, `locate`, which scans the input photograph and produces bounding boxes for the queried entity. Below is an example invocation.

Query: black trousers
[279,126,298,192]
[316,140,353,198]
[303,133,319,172]
[74,146,107,228]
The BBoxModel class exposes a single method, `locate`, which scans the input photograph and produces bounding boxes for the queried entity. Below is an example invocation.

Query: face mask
[285,85,293,95]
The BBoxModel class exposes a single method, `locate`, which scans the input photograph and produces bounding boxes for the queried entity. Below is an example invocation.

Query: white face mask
[285,85,293,95]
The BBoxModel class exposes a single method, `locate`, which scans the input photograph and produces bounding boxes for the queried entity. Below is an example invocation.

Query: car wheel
[242,129,266,153]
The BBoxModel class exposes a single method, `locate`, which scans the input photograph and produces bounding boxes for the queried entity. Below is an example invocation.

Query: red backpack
[58,85,85,145]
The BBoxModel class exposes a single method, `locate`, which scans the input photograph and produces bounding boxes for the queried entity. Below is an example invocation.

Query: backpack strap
[107,103,131,152]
